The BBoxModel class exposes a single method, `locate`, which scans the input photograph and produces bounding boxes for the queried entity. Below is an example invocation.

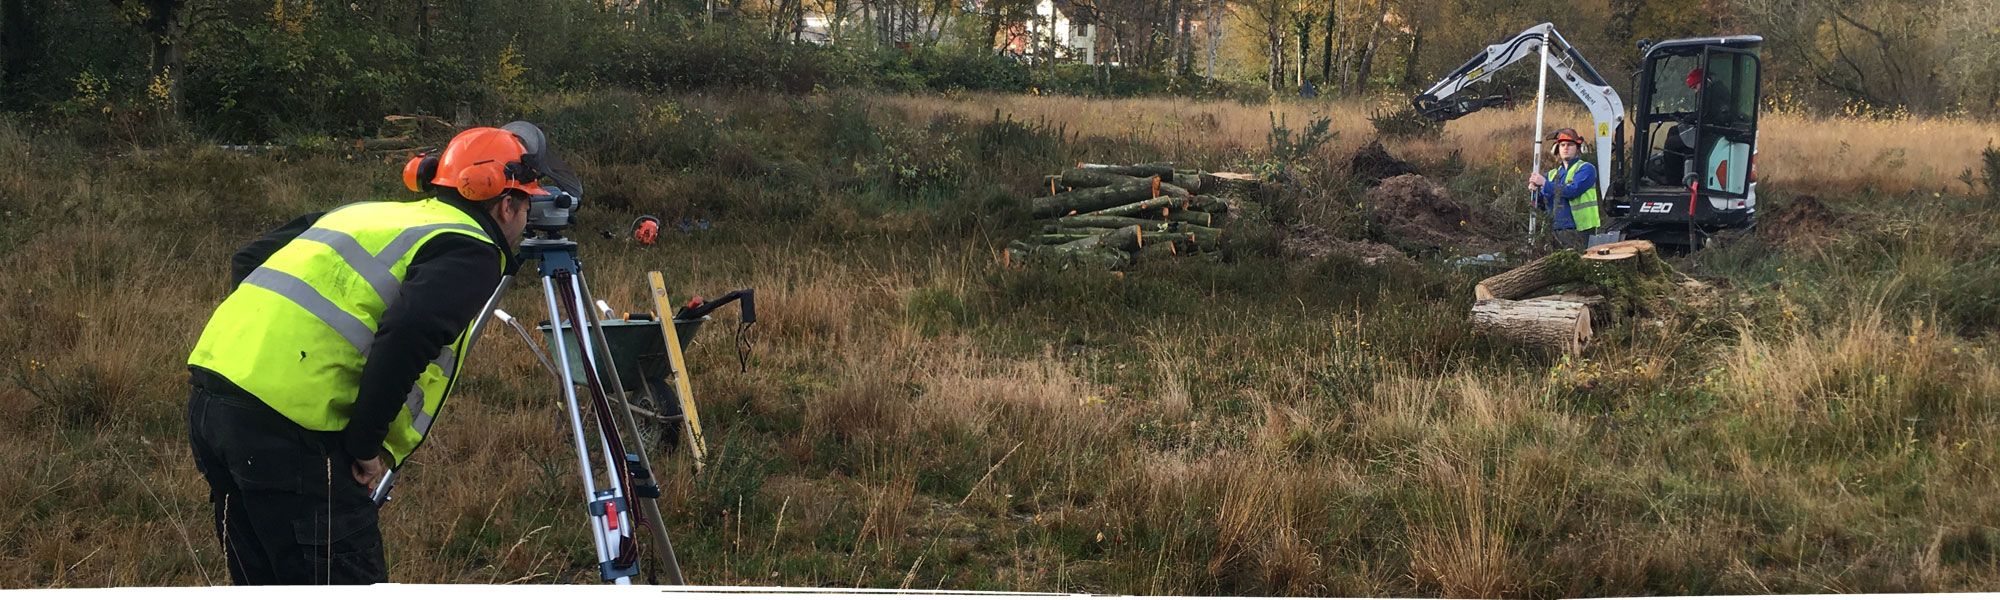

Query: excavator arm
[1412,23,1626,196]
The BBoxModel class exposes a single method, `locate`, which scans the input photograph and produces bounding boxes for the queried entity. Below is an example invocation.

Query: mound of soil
[1278,224,1412,266]
[1350,140,1418,186]
[1365,174,1503,253]
[1762,195,1845,246]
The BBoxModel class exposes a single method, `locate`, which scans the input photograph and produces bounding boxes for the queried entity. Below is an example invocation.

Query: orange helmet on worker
[403,125,550,201]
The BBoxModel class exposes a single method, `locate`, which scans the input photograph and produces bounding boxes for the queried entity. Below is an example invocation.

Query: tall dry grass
[875,94,2000,196]
[3,90,1998,595]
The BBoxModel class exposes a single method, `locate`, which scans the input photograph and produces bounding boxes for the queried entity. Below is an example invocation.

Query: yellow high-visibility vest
[188,199,497,466]
[1545,161,1602,230]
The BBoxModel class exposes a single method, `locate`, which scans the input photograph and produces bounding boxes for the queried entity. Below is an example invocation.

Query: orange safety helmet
[402,126,549,201]
[1548,128,1587,155]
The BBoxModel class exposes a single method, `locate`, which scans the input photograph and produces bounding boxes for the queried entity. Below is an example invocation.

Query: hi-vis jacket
[189,199,506,466]
[1536,158,1601,231]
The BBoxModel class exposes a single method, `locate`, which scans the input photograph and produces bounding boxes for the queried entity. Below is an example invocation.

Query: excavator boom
[1412,23,1626,197]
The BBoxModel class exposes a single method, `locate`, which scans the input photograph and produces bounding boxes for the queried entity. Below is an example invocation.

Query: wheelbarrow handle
[675,288,756,324]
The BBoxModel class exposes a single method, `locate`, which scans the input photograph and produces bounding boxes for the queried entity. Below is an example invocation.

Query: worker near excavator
[183,123,567,584]
[1526,128,1599,250]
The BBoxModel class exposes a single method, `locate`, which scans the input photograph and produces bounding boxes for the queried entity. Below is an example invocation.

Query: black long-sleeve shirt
[192,198,514,465]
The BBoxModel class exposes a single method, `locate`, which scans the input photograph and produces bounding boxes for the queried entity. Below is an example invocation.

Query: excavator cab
[1614,36,1763,241]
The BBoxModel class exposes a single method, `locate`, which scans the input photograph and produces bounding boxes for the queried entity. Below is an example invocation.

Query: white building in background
[798,14,834,44]
[1001,0,1097,64]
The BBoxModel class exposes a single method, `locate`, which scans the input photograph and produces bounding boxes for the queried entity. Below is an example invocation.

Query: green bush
[589,25,858,94]
[1982,145,1999,200]
[896,44,1032,93]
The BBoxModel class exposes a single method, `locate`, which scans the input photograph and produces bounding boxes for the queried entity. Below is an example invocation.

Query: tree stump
[1579,239,1656,262]
[1472,299,1593,354]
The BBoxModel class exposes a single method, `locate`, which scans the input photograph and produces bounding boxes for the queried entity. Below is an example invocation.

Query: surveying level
[368,185,759,585]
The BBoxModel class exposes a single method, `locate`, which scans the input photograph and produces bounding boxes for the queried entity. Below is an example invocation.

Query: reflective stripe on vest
[188,199,497,466]
[1546,161,1602,230]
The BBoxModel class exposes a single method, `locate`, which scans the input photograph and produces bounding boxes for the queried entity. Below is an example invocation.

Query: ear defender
[456,160,507,201]
[402,153,441,193]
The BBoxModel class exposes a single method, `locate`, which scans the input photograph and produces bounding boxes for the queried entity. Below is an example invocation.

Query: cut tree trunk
[1206,173,1262,198]
[1055,215,1172,230]
[1060,168,1145,189]
[1041,225,1119,235]
[1471,298,1593,354]
[1475,239,1669,319]
[1027,233,1098,245]
[1188,195,1232,213]
[1475,251,1575,301]
[1059,225,1145,252]
[1164,210,1214,227]
[1085,197,1182,217]
[1170,171,1203,192]
[1003,242,1133,271]
[1079,163,1176,178]
[1526,293,1606,308]
[1171,224,1223,249]
[1030,179,1160,218]
[1060,168,1189,198]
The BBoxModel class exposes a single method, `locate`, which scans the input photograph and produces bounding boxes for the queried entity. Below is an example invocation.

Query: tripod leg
[556,270,655,584]
[543,272,627,583]
[577,272,687,585]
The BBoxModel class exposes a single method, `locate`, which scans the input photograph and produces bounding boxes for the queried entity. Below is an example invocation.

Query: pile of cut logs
[1003,163,1261,271]
[1470,240,1668,354]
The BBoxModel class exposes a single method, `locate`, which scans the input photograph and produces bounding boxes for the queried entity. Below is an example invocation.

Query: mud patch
[1279,223,1413,266]
[1365,174,1504,253]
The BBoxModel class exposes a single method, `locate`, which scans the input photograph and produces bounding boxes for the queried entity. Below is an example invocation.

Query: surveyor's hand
[353,455,386,490]
[1527,172,1546,189]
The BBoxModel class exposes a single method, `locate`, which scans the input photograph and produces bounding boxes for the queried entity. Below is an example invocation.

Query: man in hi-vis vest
[1527,128,1601,250]
[186,122,570,584]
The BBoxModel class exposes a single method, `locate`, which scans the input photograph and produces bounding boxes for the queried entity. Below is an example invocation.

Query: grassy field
[1,91,1997,596]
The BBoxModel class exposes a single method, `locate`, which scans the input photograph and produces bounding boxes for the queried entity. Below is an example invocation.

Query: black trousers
[187,385,387,585]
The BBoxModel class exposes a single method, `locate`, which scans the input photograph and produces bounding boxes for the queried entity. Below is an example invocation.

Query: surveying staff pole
[372,276,515,505]
[1529,36,1551,239]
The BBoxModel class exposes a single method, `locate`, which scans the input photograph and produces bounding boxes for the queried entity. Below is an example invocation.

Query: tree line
[1,0,1991,141]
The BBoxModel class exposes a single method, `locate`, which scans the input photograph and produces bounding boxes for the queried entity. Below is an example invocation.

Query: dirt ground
[1364,173,1507,254]
[1759,195,1846,247]
[1277,223,1414,266]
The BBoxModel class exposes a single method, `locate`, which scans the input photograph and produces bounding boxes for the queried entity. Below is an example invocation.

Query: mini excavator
[1413,23,1764,248]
